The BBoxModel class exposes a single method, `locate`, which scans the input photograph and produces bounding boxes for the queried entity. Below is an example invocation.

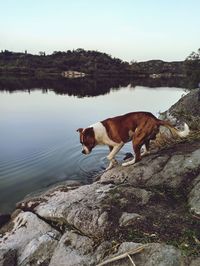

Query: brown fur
[77,111,189,168]
[101,112,180,163]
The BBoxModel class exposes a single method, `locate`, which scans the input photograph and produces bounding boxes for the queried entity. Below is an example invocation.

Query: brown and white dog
[77,112,189,170]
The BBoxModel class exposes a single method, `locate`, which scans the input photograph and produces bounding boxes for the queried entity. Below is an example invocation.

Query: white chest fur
[90,122,119,146]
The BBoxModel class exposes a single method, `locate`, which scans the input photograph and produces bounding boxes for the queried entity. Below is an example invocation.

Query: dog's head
[76,127,96,155]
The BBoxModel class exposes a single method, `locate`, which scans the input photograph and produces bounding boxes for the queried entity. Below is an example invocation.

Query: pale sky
[0,0,199,62]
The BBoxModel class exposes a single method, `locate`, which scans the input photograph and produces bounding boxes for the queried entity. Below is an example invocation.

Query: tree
[186,49,200,61]
[39,51,46,56]
[184,48,200,89]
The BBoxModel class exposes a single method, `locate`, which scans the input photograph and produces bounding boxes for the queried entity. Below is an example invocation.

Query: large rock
[160,88,200,130]
[188,174,200,215]
[119,212,143,227]
[100,142,200,189]
[97,242,184,266]
[19,233,58,266]
[0,211,60,266]
[49,231,95,266]
[190,257,200,266]
[17,183,113,238]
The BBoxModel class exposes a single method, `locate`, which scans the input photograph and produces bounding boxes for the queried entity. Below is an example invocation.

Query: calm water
[0,81,187,212]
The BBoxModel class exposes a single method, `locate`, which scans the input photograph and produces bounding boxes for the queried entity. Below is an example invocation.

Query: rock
[189,257,200,266]
[0,249,17,266]
[17,181,81,209]
[17,183,113,238]
[0,214,10,228]
[99,242,184,266]
[188,174,200,215]
[61,180,81,187]
[19,232,59,266]
[100,143,200,189]
[94,241,113,262]
[145,149,200,188]
[49,232,95,266]
[49,232,115,266]
[119,212,143,227]
[0,210,61,265]
[160,88,200,130]
[100,154,170,186]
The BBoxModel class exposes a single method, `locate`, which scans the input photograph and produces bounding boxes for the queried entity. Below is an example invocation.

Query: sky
[0,0,199,62]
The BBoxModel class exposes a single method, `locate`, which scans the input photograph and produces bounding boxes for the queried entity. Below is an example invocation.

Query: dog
[77,111,189,170]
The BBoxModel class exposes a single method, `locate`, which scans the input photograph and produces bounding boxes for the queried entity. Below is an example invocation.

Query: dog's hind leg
[141,140,150,157]
[122,130,146,167]
[122,156,136,167]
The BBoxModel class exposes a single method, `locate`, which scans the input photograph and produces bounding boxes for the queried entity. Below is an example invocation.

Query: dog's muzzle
[82,145,90,155]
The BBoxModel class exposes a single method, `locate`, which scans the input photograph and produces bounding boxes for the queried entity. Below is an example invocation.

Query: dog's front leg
[107,143,124,161]
[106,143,124,170]
[106,159,117,171]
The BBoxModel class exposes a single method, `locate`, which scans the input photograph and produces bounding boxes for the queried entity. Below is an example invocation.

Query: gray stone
[160,88,200,130]
[189,257,200,266]
[146,149,200,188]
[0,211,60,265]
[100,146,200,189]
[99,242,184,266]
[188,174,200,215]
[19,232,59,266]
[94,241,113,263]
[59,180,82,187]
[17,183,113,238]
[49,232,95,266]
[100,154,170,186]
[119,212,143,227]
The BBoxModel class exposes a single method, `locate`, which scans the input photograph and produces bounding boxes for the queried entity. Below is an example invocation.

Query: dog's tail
[157,119,190,138]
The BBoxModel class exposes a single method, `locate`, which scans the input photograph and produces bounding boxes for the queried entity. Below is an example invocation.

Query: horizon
[0,48,187,63]
[0,0,200,62]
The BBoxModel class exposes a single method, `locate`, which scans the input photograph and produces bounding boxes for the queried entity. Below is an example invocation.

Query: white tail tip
[179,123,190,138]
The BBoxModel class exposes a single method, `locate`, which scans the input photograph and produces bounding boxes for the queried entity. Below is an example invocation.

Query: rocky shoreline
[1,89,200,266]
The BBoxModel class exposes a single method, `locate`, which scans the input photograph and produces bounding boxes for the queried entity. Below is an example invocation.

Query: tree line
[0,48,131,77]
[0,48,199,88]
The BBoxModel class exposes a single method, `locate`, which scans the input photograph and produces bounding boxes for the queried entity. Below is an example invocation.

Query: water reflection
[0,76,188,97]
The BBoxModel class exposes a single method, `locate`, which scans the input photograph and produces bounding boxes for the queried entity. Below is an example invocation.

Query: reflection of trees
[130,77,189,88]
[0,76,191,97]
[0,77,130,97]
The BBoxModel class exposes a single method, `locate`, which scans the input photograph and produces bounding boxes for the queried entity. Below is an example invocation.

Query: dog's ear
[76,128,83,133]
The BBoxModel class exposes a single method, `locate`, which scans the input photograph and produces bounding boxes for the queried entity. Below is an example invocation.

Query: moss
[101,177,200,258]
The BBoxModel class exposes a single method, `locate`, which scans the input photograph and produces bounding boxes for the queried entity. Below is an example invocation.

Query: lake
[0,77,187,212]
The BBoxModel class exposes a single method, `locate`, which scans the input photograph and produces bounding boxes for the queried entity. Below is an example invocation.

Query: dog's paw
[122,158,136,167]
[105,165,113,171]
[122,162,129,167]
[112,159,118,165]
[106,155,113,161]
